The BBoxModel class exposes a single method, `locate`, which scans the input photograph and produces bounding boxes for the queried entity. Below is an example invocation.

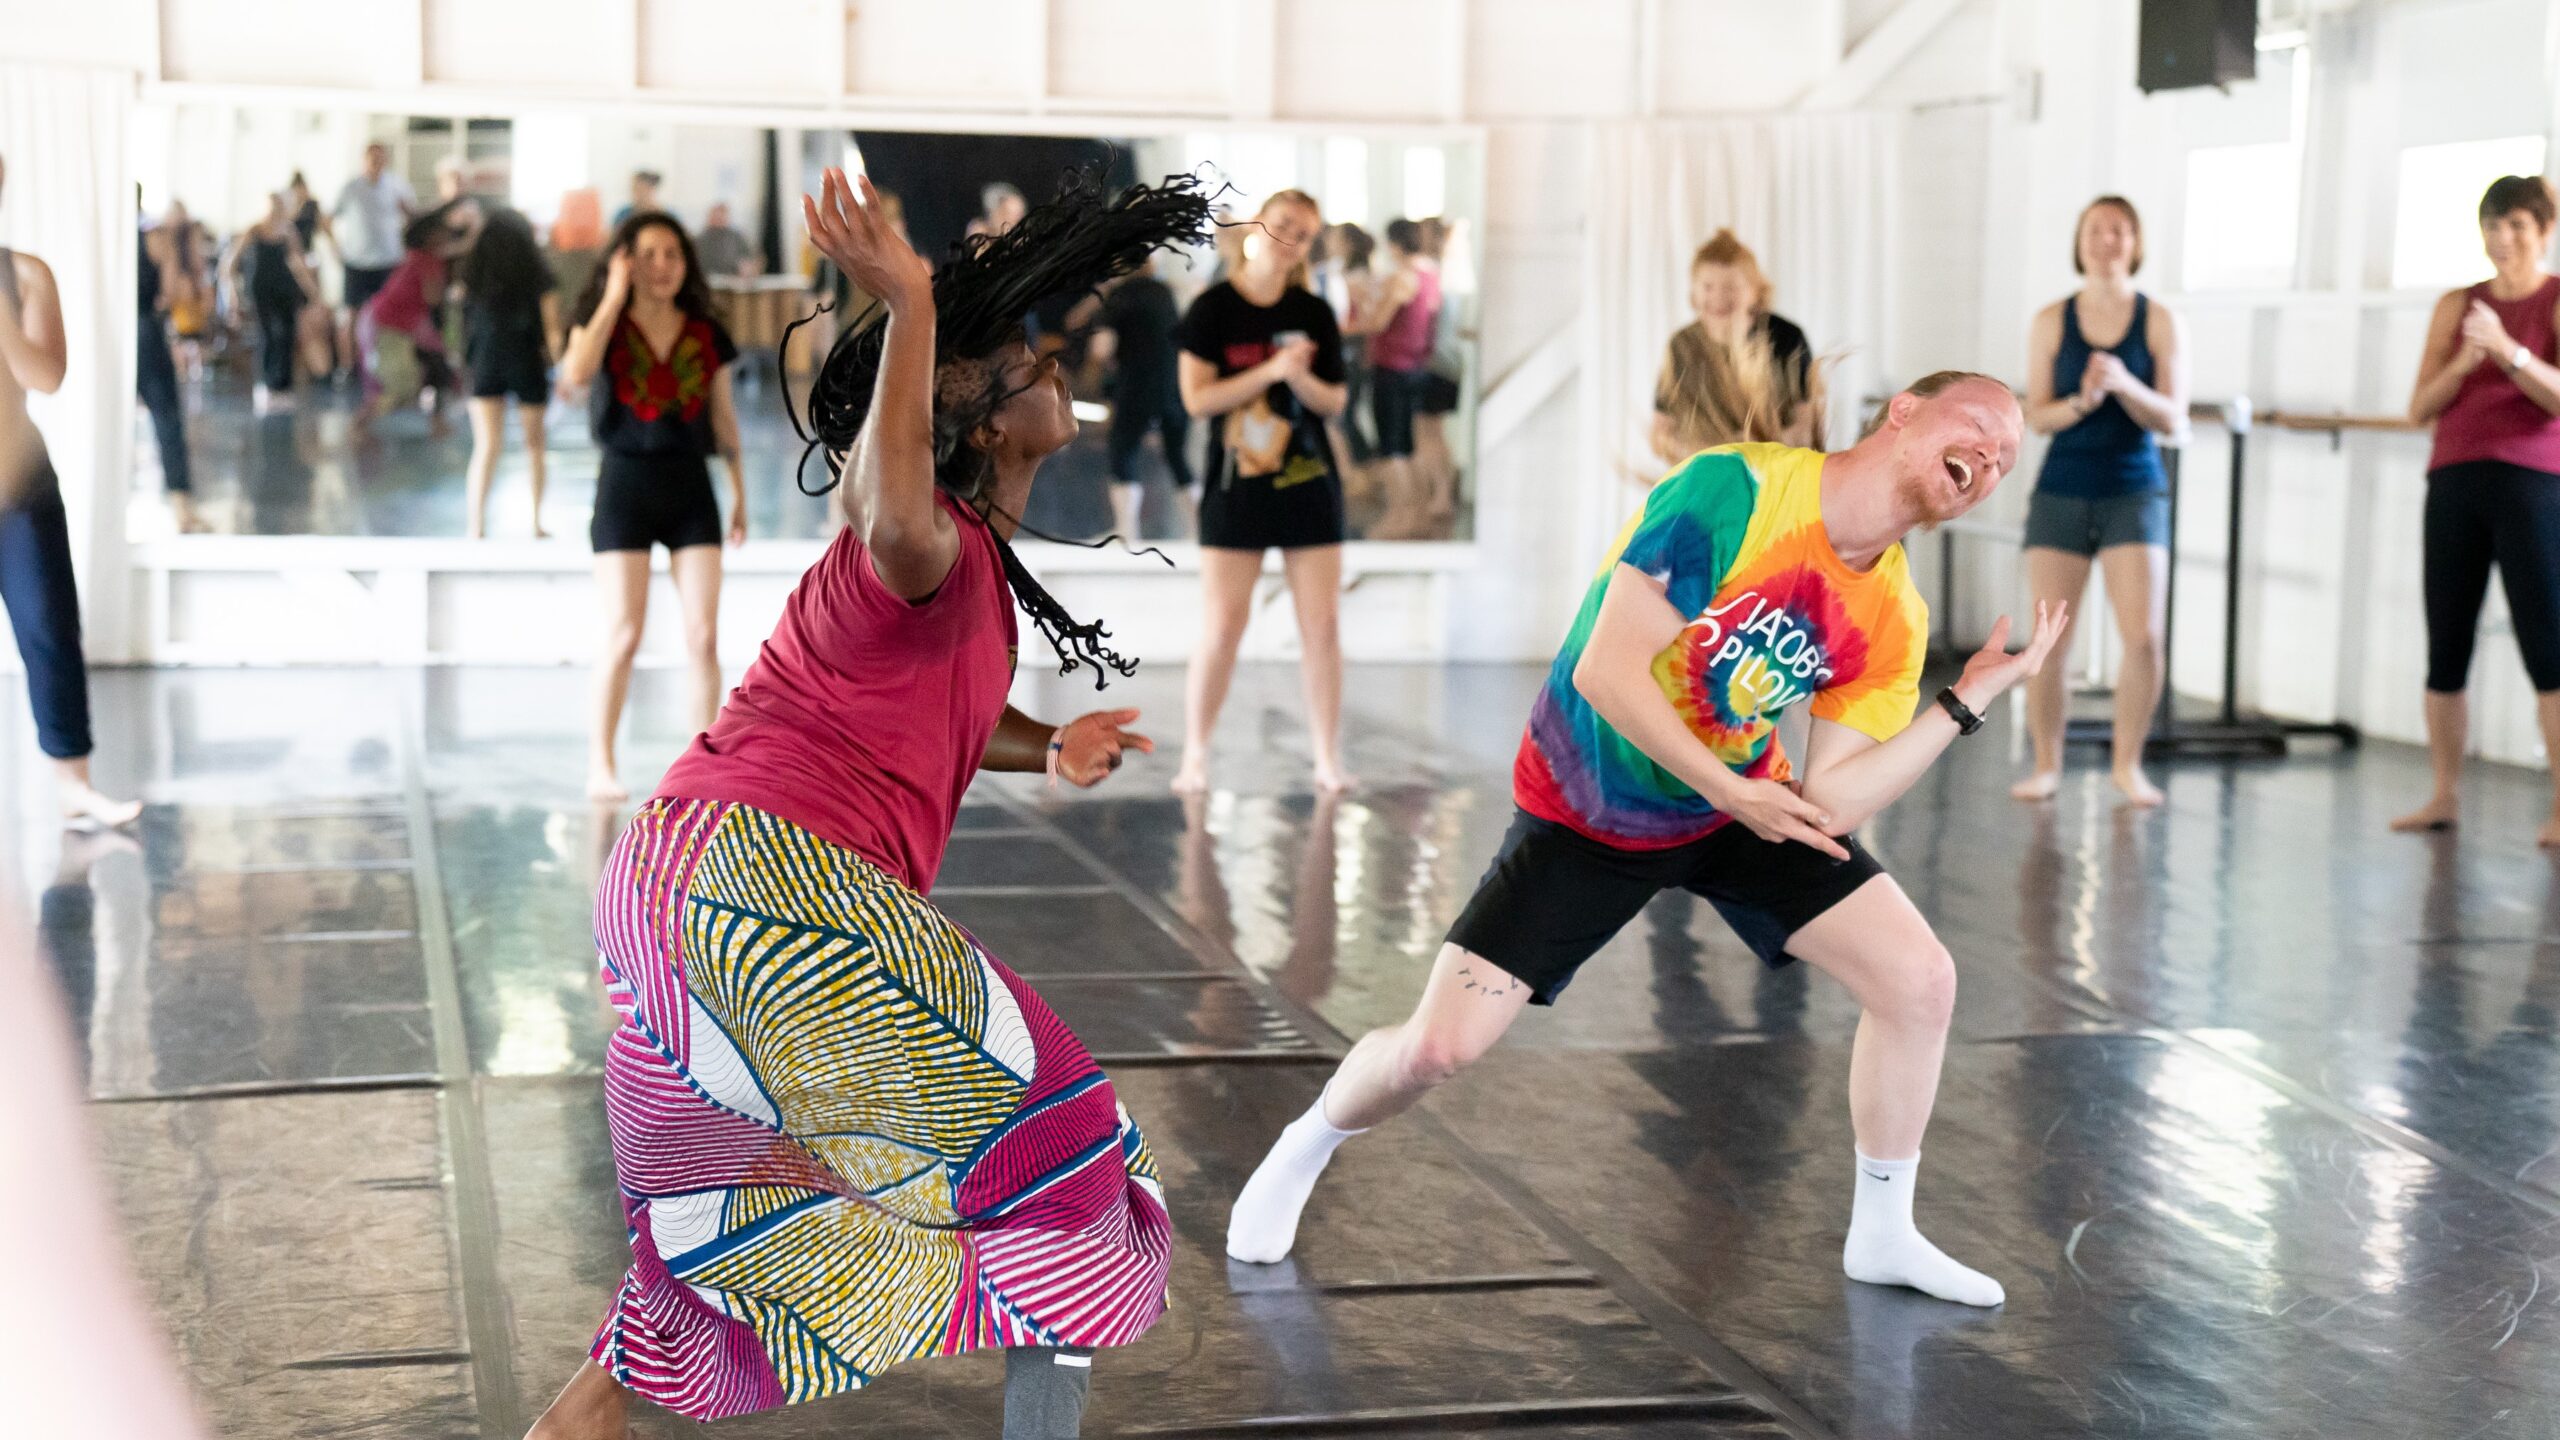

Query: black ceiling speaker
[2138,0,2258,92]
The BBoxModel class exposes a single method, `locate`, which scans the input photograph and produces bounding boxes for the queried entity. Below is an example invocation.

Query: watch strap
[1935,686,1984,736]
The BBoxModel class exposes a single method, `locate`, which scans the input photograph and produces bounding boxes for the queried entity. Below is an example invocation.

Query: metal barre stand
[2057,397,2358,758]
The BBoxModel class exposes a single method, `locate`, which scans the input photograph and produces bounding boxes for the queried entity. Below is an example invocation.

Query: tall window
[1323,137,1370,228]
[2178,48,2309,291]
[1402,147,1447,220]
[2182,143,2304,289]
[2391,136,2551,290]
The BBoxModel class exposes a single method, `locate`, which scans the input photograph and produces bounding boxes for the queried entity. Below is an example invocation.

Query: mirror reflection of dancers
[1170,189,1356,796]
[558,212,747,802]
[2394,175,2560,843]
[0,156,142,831]
[522,167,1203,1440]
[1227,374,2065,1308]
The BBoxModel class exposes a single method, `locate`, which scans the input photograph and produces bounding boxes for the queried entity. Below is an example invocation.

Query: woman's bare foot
[1313,762,1358,795]
[2390,796,2460,833]
[1170,755,1209,795]
[62,783,143,831]
[587,764,629,803]
[525,1359,630,1440]
[2009,770,2061,802]
[533,520,551,541]
[2111,767,2165,809]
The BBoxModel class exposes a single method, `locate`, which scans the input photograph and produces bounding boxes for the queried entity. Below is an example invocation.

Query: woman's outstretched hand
[1955,600,2071,709]
[1052,709,1155,789]
[803,167,931,312]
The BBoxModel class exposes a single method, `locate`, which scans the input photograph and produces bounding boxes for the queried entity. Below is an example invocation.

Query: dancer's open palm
[1957,600,2069,702]
[803,167,930,308]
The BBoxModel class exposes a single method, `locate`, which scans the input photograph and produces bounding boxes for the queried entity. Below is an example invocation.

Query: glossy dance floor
[30,661,2560,1437]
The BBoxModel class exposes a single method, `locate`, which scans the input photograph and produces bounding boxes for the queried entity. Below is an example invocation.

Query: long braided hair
[786,168,1216,688]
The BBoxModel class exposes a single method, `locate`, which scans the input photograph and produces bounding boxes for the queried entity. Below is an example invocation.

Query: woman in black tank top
[219,191,321,409]
[2012,196,2190,811]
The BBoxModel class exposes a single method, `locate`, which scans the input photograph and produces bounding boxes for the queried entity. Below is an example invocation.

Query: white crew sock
[1840,1150,2005,1308]
[1226,1087,1366,1264]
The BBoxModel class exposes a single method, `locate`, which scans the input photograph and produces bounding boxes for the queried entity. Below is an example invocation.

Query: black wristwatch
[1935,687,1984,736]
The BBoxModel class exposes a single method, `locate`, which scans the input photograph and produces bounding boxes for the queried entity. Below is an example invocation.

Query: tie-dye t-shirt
[1514,443,1927,850]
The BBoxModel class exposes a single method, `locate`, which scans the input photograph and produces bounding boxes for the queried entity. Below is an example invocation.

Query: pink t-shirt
[656,491,1018,893]
[2431,275,2560,476]
[366,250,446,335]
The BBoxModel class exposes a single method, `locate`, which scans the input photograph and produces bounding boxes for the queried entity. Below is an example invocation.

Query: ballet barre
[2061,396,2359,758]
[1895,389,2352,758]
[2257,409,2425,453]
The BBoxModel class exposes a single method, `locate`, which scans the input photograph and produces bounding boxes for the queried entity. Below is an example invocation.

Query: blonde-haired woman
[1171,188,1355,794]
[1650,229,1820,463]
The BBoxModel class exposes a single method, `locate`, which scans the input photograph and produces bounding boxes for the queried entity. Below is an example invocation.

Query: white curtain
[0,63,134,660]
[1576,113,1899,563]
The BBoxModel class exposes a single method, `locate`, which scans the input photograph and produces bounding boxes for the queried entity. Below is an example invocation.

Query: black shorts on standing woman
[468,302,552,408]
[586,312,737,553]
[1175,280,1347,550]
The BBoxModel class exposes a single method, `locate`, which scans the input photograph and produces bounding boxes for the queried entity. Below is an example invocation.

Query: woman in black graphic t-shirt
[1171,188,1356,795]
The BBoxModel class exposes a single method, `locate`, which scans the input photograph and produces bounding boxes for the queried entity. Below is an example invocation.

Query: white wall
[1883,0,2560,767]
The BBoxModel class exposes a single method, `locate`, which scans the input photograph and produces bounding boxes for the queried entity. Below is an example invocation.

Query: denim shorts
[2022,488,2170,557]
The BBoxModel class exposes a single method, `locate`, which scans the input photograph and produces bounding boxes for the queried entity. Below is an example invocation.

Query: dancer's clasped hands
[803,167,931,310]
[1055,709,1156,788]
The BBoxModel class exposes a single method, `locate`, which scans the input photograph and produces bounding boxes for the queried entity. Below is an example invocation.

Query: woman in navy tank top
[2013,196,2190,809]
[2395,175,2560,844]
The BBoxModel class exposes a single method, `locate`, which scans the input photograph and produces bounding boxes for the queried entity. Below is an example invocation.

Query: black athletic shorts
[1369,365,1421,459]
[466,319,551,406]
[342,264,395,316]
[590,450,722,554]
[1447,808,1887,1004]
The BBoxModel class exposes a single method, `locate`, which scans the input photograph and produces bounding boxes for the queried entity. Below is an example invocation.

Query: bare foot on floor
[2009,770,2061,802]
[62,784,143,831]
[1314,763,1359,795]
[1171,756,1209,795]
[2390,798,2459,833]
[525,1359,630,1440]
[587,767,630,804]
[2112,767,2165,809]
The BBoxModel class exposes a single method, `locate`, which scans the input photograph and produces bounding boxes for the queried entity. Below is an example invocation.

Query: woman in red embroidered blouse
[559,212,749,802]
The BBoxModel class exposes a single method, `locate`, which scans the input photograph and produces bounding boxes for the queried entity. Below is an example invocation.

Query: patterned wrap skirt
[587,798,1172,1420]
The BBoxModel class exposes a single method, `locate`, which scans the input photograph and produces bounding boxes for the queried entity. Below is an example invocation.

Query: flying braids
[783,167,1218,688]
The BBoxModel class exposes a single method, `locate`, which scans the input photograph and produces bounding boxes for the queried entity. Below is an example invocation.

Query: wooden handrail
[2259,410,2425,434]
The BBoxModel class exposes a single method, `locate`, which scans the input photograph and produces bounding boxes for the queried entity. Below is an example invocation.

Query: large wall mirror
[124,101,1482,550]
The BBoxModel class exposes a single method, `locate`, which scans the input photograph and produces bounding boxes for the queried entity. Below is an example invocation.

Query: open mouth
[1943,456,1975,494]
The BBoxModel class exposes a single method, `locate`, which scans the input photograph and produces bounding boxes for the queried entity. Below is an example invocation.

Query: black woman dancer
[523,166,1211,1440]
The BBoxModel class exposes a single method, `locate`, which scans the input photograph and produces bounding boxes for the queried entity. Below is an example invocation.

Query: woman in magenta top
[522,169,1211,1440]
[2398,175,2560,844]
[355,197,477,432]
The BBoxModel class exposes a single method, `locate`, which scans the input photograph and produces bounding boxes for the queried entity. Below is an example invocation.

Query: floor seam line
[400,679,524,1438]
